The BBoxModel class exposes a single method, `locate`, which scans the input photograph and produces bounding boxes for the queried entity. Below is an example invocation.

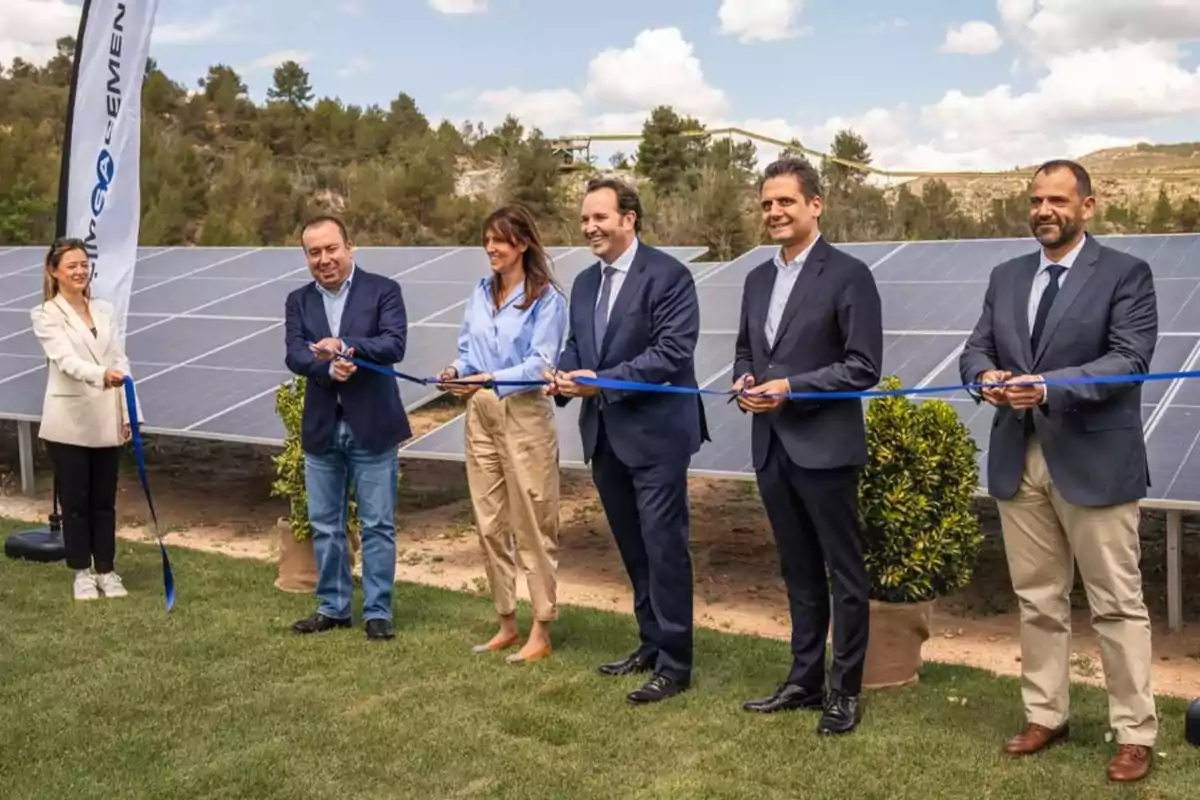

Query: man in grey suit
[959,159,1158,784]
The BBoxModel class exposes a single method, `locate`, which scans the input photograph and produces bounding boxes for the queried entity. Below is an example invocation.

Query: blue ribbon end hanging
[122,375,175,612]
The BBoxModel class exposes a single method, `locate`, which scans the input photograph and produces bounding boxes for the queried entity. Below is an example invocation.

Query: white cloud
[336,57,371,77]
[153,11,231,45]
[718,0,809,43]
[460,3,1200,175]
[0,2,232,67]
[1000,0,1200,56]
[0,0,78,66]
[584,27,728,118]
[240,50,312,73]
[941,21,1003,55]
[428,0,486,13]
[799,2,1200,172]
[474,87,585,132]
[925,41,1200,138]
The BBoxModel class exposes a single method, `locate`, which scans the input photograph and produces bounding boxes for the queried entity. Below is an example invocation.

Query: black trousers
[590,424,694,683]
[45,441,121,573]
[755,432,870,695]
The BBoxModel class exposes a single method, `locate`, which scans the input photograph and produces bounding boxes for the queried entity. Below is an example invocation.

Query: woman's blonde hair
[42,237,91,302]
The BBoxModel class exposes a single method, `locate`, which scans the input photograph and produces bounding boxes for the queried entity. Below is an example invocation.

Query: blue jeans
[304,420,399,622]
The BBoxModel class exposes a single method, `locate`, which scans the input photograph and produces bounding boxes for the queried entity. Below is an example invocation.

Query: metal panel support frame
[17,419,35,496]
[1167,510,1183,634]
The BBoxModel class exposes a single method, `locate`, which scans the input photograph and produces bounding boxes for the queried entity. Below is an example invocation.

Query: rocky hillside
[905,142,1200,224]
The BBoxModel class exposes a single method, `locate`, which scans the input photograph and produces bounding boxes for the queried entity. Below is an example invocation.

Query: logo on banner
[82,2,127,282]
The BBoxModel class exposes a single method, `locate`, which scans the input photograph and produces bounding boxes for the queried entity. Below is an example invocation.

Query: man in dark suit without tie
[959,160,1158,783]
[284,215,411,642]
[733,157,882,735]
[548,177,708,705]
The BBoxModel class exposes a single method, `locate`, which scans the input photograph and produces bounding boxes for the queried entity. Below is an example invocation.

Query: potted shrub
[269,376,362,593]
[857,375,983,688]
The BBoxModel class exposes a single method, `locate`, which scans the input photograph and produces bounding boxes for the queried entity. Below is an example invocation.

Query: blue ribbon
[316,344,1194,401]
[122,377,175,612]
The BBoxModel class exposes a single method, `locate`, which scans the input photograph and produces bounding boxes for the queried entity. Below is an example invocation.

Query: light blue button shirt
[315,264,354,380]
[765,235,819,344]
[316,263,355,341]
[452,278,569,398]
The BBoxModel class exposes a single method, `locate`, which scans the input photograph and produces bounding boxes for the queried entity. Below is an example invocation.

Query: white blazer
[30,295,142,448]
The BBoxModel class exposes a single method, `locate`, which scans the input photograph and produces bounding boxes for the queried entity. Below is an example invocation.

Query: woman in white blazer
[31,237,140,601]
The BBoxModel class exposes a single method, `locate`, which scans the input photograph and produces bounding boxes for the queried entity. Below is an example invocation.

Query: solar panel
[0,244,711,447]
[403,331,738,467]
[0,247,43,277]
[8,236,1200,505]
[397,233,1200,507]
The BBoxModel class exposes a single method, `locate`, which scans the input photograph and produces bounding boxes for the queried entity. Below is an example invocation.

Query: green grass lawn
[2,520,1199,799]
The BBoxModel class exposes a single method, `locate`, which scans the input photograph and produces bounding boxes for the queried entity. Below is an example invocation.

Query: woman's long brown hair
[42,237,91,302]
[482,204,560,311]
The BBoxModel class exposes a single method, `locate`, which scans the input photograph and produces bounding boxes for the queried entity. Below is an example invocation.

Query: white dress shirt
[1028,234,1085,326]
[595,237,639,317]
[765,235,820,345]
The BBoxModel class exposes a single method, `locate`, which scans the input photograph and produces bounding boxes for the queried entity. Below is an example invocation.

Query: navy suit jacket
[733,237,883,472]
[959,234,1157,507]
[284,267,412,455]
[556,242,708,467]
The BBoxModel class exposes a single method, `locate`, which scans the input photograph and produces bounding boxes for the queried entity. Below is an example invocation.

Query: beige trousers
[464,388,560,622]
[996,440,1157,746]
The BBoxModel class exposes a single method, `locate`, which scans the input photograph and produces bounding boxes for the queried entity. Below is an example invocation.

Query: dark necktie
[593,265,617,352]
[1030,263,1066,353]
[1025,263,1065,437]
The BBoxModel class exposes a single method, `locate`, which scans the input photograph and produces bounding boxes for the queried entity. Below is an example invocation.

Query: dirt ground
[3,410,1200,700]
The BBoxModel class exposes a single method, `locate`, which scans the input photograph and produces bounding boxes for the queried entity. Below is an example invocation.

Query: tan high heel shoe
[472,633,519,654]
[505,642,552,664]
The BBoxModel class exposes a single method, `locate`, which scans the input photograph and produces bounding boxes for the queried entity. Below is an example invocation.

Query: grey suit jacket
[958,234,1158,507]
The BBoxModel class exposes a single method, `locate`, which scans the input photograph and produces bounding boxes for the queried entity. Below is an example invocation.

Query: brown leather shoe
[1107,744,1152,782]
[1003,722,1069,756]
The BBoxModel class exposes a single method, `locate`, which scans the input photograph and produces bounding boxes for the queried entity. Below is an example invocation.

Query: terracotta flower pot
[862,598,933,689]
[274,518,317,594]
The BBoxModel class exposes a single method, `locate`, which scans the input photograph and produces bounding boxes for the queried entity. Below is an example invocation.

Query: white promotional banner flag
[57,0,159,344]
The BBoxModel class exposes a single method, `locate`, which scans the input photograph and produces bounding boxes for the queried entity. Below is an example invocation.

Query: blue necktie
[1031,264,1065,353]
[593,265,617,353]
[1025,263,1066,437]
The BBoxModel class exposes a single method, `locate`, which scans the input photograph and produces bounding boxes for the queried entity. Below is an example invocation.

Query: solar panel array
[3,236,1200,507]
[400,235,1200,509]
[0,244,706,445]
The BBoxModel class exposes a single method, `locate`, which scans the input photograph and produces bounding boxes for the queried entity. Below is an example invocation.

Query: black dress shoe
[597,651,655,677]
[627,674,689,705]
[743,683,825,713]
[817,690,861,734]
[291,613,352,634]
[365,619,395,641]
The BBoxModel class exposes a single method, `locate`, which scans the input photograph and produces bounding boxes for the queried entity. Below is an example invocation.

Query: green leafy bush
[269,376,360,541]
[857,375,983,603]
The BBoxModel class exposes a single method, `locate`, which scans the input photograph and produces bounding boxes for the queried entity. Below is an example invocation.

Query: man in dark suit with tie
[549,177,707,705]
[732,156,882,735]
[959,160,1158,783]
[284,215,411,642]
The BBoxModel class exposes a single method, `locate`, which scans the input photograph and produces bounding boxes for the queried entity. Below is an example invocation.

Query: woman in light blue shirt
[438,204,568,664]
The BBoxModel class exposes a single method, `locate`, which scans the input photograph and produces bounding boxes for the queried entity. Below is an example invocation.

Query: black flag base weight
[4,510,65,563]
[1187,698,1200,747]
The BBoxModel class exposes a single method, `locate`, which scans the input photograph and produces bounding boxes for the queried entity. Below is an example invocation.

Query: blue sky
[8,0,1200,171]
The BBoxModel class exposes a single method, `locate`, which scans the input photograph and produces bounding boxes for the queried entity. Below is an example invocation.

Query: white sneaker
[95,571,128,598]
[73,570,99,601]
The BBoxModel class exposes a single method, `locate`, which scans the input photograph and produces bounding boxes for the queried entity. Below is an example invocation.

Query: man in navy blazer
[732,157,882,736]
[284,215,410,642]
[549,177,707,705]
